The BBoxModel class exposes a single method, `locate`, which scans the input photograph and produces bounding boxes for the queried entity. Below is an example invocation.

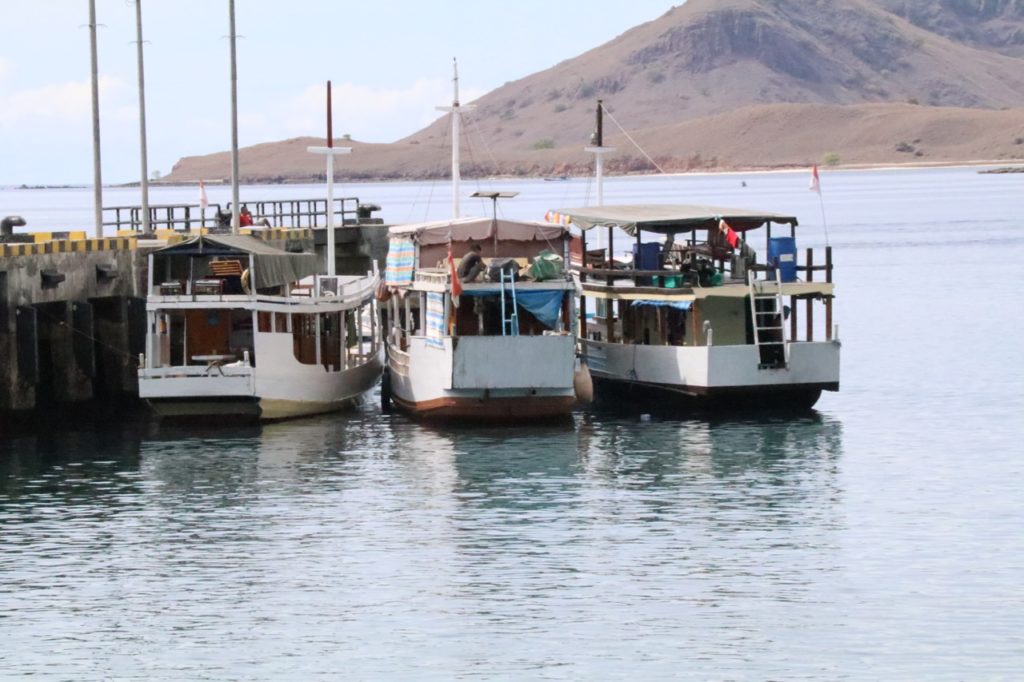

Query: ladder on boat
[748,270,789,369]
[499,270,520,337]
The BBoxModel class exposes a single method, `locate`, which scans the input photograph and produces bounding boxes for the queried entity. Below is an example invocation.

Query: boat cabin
[384,217,576,346]
[144,235,376,373]
[547,204,835,370]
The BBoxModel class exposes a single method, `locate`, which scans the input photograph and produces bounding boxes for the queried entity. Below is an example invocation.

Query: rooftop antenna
[228,0,240,234]
[470,190,519,254]
[308,80,352,277]
[88,0,103,238]
[436,58,475,219]
[133,0,150,234]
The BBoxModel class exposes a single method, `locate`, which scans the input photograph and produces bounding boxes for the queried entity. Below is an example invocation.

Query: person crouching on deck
[457,243,484,282]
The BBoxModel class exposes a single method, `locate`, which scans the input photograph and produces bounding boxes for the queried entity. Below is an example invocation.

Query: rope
[408,114,452,223]
[459,114,493,217]
[34,305,140,368]
[601,103,666,175]
[816,191,831,247]
[465,111,504,180]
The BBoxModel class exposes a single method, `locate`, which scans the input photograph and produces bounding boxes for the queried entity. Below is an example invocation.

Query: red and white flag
[719,219,739,249]
[447,242,463,306]
[198,180,209,210]
[809,165,821,194]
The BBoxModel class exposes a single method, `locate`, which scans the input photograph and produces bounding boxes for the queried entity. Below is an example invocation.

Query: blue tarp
[461,289,566,329]
[630,299,693,311]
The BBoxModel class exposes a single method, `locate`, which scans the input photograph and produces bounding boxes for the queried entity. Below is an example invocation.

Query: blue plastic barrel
[767,237,797,282]
[632,242,661,285]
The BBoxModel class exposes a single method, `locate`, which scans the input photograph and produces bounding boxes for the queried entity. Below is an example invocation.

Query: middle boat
[379,60,580,421]
[381,216,579,420]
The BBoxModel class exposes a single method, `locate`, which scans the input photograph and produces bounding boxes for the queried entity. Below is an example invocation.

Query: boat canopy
[389,216,567,245]
[544,204,798,236]
[151,235,320,290]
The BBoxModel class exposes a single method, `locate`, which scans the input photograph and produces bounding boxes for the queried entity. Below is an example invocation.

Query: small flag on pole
[809,165,821,194]
[198,180,209,210]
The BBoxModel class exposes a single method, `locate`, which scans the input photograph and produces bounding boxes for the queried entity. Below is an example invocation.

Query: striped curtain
[384,237,415,287]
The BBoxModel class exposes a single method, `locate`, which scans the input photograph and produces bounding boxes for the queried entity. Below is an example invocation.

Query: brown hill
[165,103,1024,183]
[166,0,1024,183]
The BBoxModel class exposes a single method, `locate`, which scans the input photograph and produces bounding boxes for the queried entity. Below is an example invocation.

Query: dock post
[825,246,833,341]
[806,248,814,342]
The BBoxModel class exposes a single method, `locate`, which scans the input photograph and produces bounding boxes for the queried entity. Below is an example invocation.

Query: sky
[0,1,681,186]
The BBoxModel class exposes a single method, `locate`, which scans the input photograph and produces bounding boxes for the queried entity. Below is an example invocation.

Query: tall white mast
[133,0,150,233]
[88,0,103,238]
[436,58,474,219]
[228,0,240,234]
[308,80,351,277]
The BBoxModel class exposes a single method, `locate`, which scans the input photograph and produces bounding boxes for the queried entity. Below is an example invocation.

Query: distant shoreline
[9,159,1022,189]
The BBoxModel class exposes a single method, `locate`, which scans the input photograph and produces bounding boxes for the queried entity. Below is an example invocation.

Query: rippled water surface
[2,167,1023,679]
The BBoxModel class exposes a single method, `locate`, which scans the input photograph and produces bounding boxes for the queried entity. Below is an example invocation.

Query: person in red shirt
[239,204,254,227]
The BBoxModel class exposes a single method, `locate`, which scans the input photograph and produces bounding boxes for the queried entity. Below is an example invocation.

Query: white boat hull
[387,334,577,420]
[583,339,840,408]
[141,349,382,421]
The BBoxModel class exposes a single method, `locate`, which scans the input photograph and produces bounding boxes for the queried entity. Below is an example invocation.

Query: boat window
[292,313,318,365]
[319,312,342,372]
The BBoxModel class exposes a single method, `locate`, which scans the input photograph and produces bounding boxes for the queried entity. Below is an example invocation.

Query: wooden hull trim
[391,393,576,421]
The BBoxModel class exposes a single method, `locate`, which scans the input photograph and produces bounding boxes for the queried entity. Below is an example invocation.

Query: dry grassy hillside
[165,0,1024,183]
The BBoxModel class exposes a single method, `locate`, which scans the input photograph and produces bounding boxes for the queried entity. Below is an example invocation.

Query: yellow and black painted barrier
[1,226,313,259]
[1,237,135,258]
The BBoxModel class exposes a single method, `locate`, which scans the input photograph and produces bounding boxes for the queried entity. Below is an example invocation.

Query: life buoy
[240,268,251,294]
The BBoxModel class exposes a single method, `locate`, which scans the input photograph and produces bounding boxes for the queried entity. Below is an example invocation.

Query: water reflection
[1,409,846,679]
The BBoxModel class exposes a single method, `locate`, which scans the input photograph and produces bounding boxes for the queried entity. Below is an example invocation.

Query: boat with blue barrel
[545,204,840,411]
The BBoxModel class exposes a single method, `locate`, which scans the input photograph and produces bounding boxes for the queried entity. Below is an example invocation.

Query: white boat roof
[389,216,567,245]
[545,204,798,235]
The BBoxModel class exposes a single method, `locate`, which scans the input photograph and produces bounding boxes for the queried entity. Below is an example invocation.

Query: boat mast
[228,0,240,234]
[88,0,103,238]
[133,0,150,233]
[585,99,615,207]
[307,80,352,277]
[436,58,474,218]
[585,100,615,255]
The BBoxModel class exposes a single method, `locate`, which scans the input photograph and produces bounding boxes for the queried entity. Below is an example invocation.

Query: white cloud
[0,76,123,125]
[275,79,488,142]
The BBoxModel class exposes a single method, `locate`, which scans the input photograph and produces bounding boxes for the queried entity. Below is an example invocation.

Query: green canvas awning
[152,235,320,289]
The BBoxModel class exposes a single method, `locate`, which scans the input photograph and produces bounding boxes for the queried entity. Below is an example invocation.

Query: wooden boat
[381,216,579,421]
[137,234,382,420]
[545,204,840,411]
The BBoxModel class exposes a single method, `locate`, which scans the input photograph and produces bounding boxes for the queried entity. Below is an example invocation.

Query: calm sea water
[2,167,1023,679]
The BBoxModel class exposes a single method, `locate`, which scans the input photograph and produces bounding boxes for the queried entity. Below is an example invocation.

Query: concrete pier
[1,239,139,413]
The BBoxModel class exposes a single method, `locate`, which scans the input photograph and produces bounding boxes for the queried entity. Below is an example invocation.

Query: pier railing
[103,197,375,233]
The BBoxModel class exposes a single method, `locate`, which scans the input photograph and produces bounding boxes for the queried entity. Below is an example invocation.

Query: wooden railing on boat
[576,245,836,344]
